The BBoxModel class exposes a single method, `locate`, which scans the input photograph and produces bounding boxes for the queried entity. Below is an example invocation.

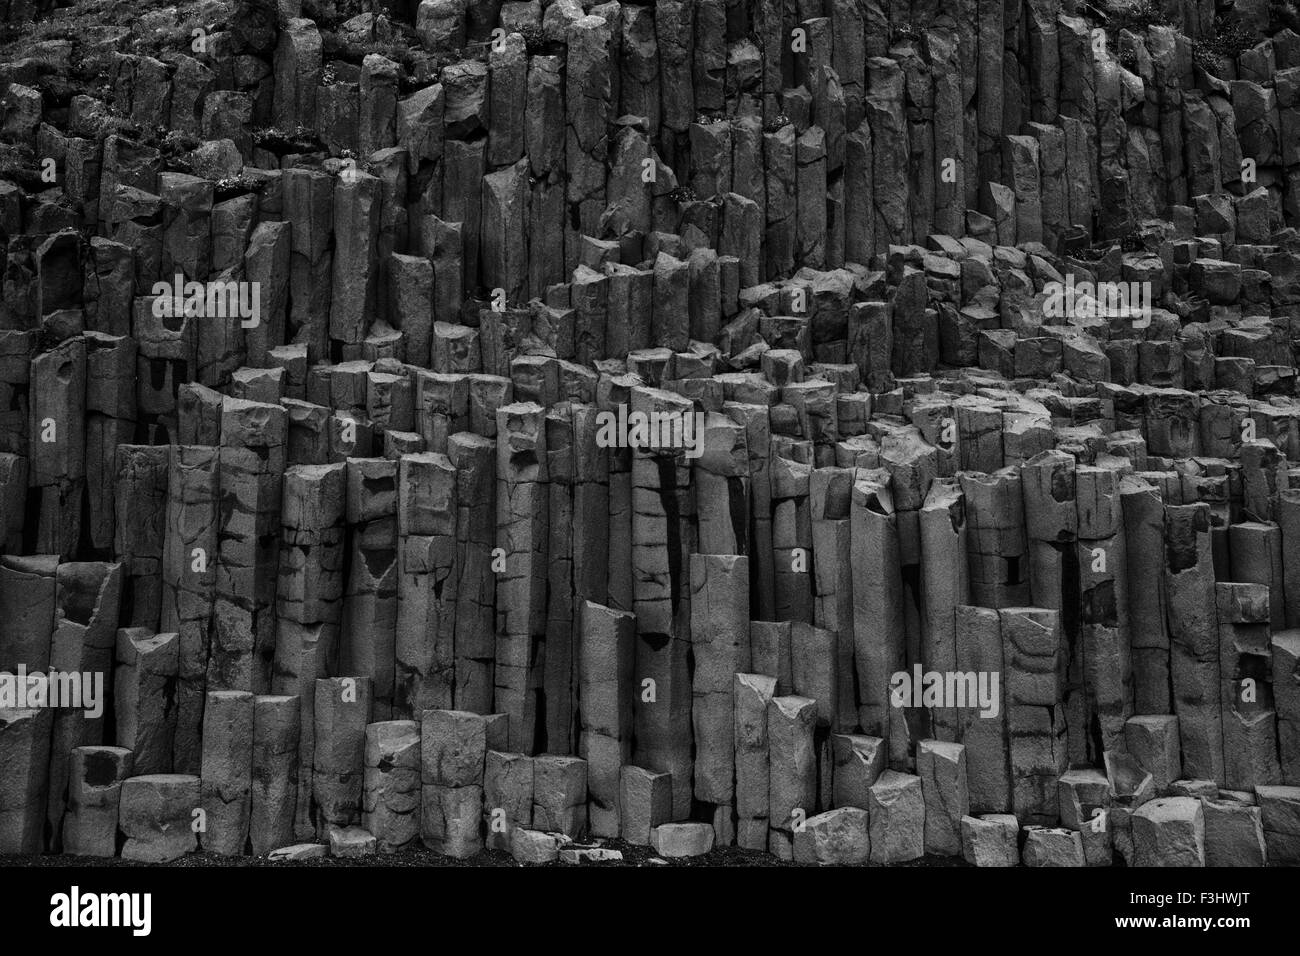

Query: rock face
[1,0,1299,873]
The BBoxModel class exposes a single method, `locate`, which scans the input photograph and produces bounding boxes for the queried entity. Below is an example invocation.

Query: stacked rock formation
[1,0,1300,866]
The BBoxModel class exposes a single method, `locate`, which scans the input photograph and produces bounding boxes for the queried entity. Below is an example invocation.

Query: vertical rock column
[496,402,549,753]
[810,466,855,733]
[450,433,496,712]
[1164,503,1224,783]
[45,561,123,851]
[690,553,751,844]
[114,445,169,627]
[725,400,775,621]
[62,746,132,857]
[1215,583,1281,791]
[421,709,489,858]
[250,694,299,855]
[313,676,373,834]
[329,171,381,359]
[282,168,333,362]
[114,628,178,774]
[866,56,909,251]
[0,554,57,674]
[84,330,137,554]
[396,452,458,719]
[955,605,1011,813]
[342,457,399,720]
[274,462,346,840]
[1076,465,1133,759]
[0,708,53,854]
[579,600,636,838]
[631,387,696,819]
[962,467,1030,608]
[200,689,254,856]
[162,445,219,774]
[851,467,907,764]
[1001,606,1067,824]
[544,405,577,753]
[29,336,86,558]
[1122,475,1170,714]
[565,15,613,274]
[771,454,813,624]
[768,694,817,861]
[362,720,420,853]
[920,477,970,742]
[735,673,777,850]
[212,398,286,694]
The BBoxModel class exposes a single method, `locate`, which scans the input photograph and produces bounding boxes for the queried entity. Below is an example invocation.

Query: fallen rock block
[793,807,870,865]
[267,842,328,861]
[1132,797,1206,866]
[961,814,1019,867]
[651,822,715,858]
[1021,826,1085,867]
[559,844,624,864]
[509,827,560,863]
[328,824,377,858]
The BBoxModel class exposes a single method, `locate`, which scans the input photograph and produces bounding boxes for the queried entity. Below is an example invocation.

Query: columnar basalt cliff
[1,0,1299,866]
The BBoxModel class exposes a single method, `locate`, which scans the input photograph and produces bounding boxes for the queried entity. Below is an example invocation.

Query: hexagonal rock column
[0,554,57,673]
[395,452,458,719]
[918,740,969,856]
[868,770,924,864]
[690,553,750,843]
[0,707,53,854]
[62,746,133,857]
[162,445,219,775]
[362,720,420,854]
[119,774,200,863]
[114,628,178,775]
[314,676,373,833]
[1163,503,1223,783]
[1132,796,1206,867]
[495,402,549,753]
[421,709,492,858]
[620,765,671,846]
[212,397,286,695]
[630,387,695,819]
[533,755,588,839]
[768,694,817,861]
[485,750,533,851]
[342,457,399,721]
[579,601,635,838]
[200,689,254,856]
[250,694,299,855]
[735,673,777,850]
